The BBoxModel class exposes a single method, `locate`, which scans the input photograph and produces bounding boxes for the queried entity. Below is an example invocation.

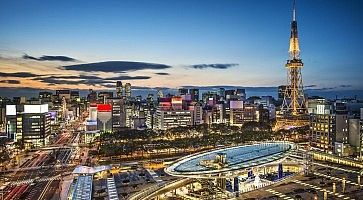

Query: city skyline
[0,0,362,95]
[1,1,363,199]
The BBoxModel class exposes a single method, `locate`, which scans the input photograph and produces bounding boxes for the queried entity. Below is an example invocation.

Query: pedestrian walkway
[146,169,163,183]
[107,176,119,200]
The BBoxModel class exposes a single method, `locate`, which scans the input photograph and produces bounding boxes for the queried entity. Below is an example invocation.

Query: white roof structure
[72,165,111,175]
[166,142,295,177]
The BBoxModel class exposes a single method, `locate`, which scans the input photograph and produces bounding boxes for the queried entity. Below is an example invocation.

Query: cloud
[102,84,170,90]
[154,72,170,75]
[33,74,151,86]
[106,76,151,80]
[339,84,352,88]
[33,75,100,80]
[309,84,353,91]
[62,61,172,73]
[23,54,77,62]
[0,72,38,78]
[189,63,238,69]
[0,80,21,84]
[180,85,275,90]
[305,84,317,88]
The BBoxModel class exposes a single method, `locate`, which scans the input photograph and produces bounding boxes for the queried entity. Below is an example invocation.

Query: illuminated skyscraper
[157,90,164,99]
[116,81,123,97]
[125,83,131,98]
[6,104,50,148]
[189,88,199,102]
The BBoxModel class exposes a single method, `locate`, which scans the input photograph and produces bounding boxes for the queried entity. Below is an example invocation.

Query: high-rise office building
[6,104,50,149]
[87,89,98,104]
[188,102,203,125]
[178,88,188,95]
[98,92,113,104]
[309,102,335,152]
[155,110,193,130]
[116,81,123,97]
[56,90,71,102]
[154,97,194,130]
[70,91,80,102]
[96,104,113,133]
[212,103,225,124]
[236,89,246,100]
[125,83,131,98]
[157,90,164,100]
[218,88,226,101]
[39,91,53,103]
[189,88,199,102]
[106,97,126,132]
[348,111,363,160]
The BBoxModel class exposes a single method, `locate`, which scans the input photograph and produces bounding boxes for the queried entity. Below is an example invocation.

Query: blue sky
[0,0,362,91]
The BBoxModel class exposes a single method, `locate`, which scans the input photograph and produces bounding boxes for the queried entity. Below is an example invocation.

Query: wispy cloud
[189,63,238,69]
[23,54,77,62]
[106,76,151,80]
[305,84,317,88]
[0,72,38,78]
[154,72,170,75]
[62,61,172,73]
[339,84,352,88]
[0,80,21,84]
[309,84,353,91]
[33,74,151,86]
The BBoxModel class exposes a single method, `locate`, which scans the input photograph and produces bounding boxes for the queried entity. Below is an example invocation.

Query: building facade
[6,104,50,149]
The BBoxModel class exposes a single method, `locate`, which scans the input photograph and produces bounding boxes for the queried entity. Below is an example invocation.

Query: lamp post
[323,190,327,200]
[342,177,346,193]
[358,175,361,187]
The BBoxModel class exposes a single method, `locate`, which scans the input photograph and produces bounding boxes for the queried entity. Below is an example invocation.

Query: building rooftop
[72,165,111,175]
[166,142,295,177]
[72,175,93,200]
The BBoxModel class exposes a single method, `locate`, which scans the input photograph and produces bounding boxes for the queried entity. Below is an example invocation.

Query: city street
[0,118,85,200]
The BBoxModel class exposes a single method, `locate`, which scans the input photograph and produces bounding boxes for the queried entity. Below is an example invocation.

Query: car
[308,188,316,193]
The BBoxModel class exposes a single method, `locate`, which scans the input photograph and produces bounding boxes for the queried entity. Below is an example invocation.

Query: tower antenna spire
[292,0,296,21]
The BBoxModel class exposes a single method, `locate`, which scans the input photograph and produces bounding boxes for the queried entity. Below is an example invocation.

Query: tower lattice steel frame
[281,0,307,116]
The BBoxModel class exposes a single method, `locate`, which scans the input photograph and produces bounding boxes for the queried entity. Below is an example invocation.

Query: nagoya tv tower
[278,0,308,128]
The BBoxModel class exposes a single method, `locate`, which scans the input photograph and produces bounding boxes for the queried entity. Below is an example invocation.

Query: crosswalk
[265,188,295,200]
[9,175,61,186]
[313,172,363,187]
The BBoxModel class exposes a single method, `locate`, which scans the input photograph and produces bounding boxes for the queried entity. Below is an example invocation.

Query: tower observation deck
[276,0,309,129]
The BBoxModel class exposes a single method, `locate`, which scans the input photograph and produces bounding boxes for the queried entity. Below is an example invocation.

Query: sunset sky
[0,0,362,94]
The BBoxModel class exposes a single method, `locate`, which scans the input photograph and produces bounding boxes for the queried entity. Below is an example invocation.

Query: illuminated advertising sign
[230,100,243,109]
[97,104,112,112]
[86,120,97,126]
[6,105,16,115]
[171,96,182,104]
[49,111,57,120]
[24,104,49,114]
